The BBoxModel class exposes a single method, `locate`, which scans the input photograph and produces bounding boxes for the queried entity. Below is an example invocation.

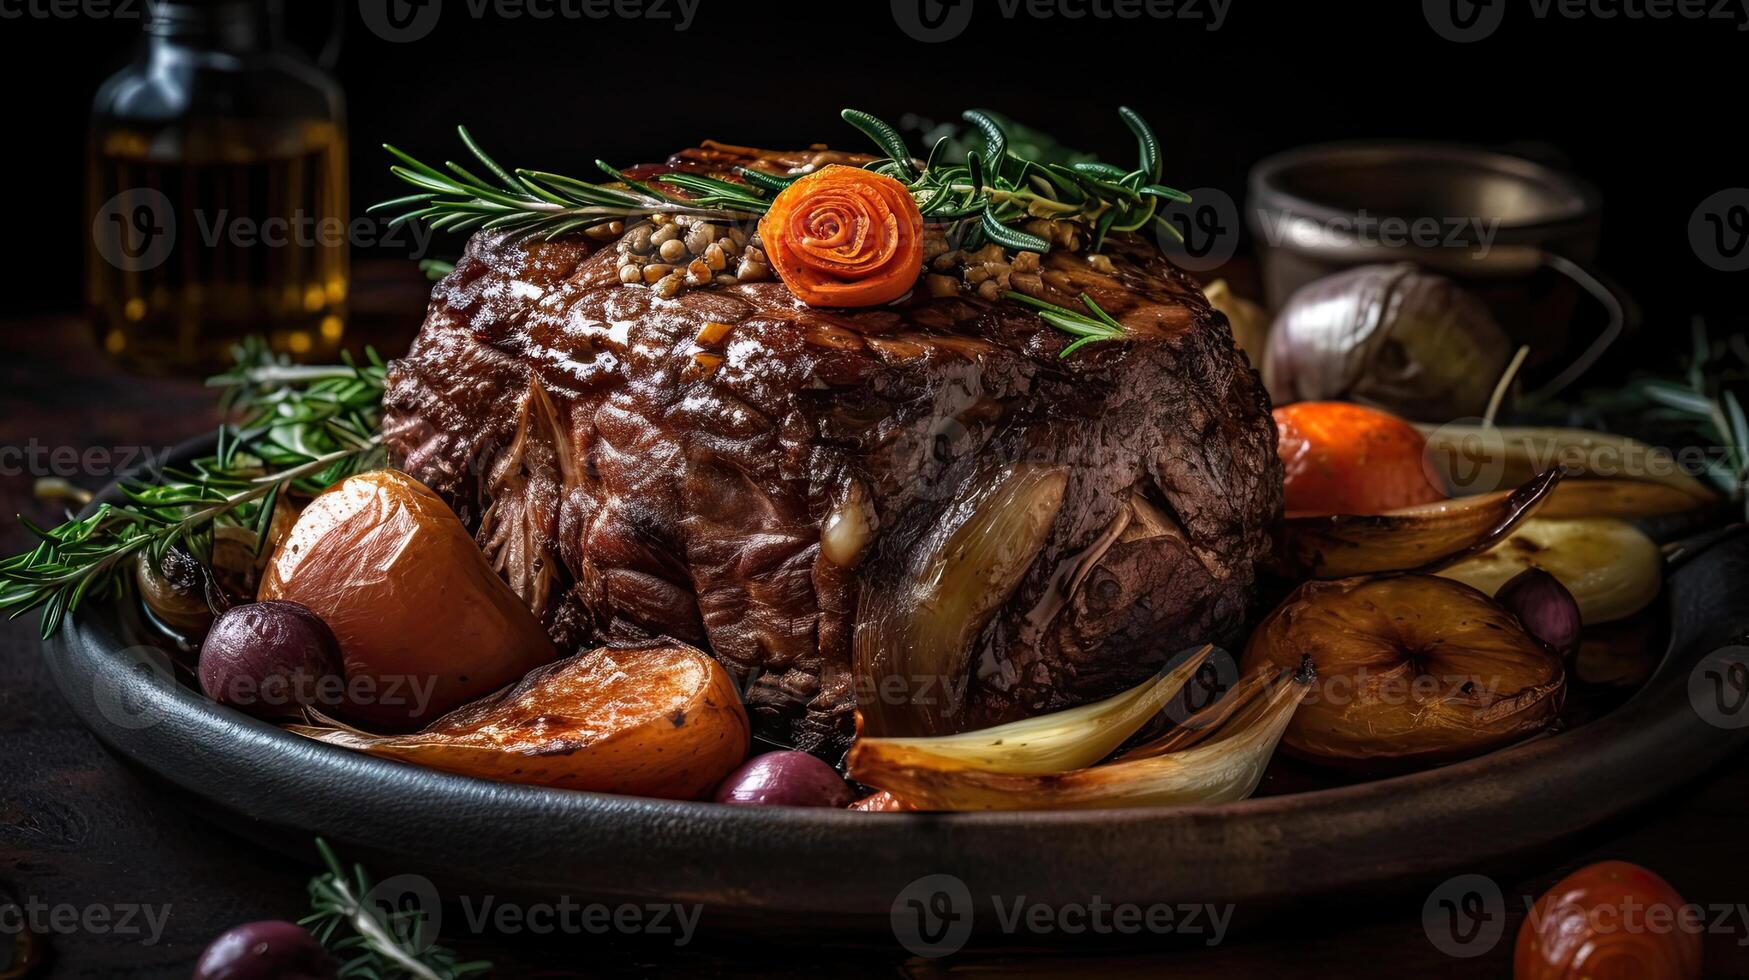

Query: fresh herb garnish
[1004,290,1129,357]
[1571,317,1749,513]
[373,107,1189,259]
[0,340,386,638]
[303,838,490,980]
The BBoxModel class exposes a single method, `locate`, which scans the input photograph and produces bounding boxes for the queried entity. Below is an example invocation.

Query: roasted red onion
[1263,263,1511,421]
[714,751,854,808]
[1495,567,1583,661]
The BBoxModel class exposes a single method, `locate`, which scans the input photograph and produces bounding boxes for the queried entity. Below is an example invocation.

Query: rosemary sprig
[0,340,387,638]
[1554,317,1749,517]
[1004,290,1129,357]
[303,839,490,980]
[371,127,758,242]
[375,107,1189,260]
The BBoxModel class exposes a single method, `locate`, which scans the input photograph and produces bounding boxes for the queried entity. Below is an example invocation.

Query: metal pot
[1248,142,1634,399]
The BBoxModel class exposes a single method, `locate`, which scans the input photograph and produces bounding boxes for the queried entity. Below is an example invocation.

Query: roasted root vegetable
[1274,401,1446,516]
[1272,467,1562,579]
[1242,574,1565,769]
[1439,518,1662,624]
[259,470,557,729]
[849,645,1213,776]
[847,663,1311,811]
[290,640,749,799]
[1515,861,1703,980]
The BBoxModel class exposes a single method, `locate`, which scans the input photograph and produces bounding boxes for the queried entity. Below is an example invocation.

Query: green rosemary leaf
[594,161,673,204]
[1724,388,1748,476]
[841,109,918,181]
[1141,184,1193,203]
[1088,208,1119,254]
[1118,106,1161,182]
[961,109,1008,171]
[455,125,524,195]
[980,208,1051,253]
[922,136,951,176]
[1639,380,1716,416]
[1004,290,1128,357]
[734,167,800,193]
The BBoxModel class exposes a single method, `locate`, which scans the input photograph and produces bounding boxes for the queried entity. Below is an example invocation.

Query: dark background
[2,0,1745,337]
[4,2,1749,976]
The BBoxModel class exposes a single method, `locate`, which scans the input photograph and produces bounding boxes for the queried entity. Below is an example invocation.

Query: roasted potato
[259,469,557,729]
[291,640,750,800]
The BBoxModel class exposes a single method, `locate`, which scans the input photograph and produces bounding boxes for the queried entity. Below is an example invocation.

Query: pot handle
[1526,252,1638,402]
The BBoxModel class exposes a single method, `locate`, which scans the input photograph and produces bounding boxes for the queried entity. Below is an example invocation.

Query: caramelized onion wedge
[854,463,1069,737]
[1242,575,1565,769]
[1439,517,1662,624]
[851,645,1213,776]
[1116,666,1277,760]
[1272,467,1562,579]
[1422,423,1716,509]
[1538,478,1714,520]
[288,641,749,800]
[848,665,1310,811]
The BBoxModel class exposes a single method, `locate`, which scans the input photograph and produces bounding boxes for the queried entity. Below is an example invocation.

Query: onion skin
[1515,861,1702,980]
[1495,568,1583,662]
[1264,263,1511,422]
[1242,574,1565,769]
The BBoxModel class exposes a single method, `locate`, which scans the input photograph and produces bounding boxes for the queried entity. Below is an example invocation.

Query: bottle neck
[145,1,277,52]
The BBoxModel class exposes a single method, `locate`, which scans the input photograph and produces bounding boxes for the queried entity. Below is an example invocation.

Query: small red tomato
[1273,401,1445,516]
[1515,860,1703,980]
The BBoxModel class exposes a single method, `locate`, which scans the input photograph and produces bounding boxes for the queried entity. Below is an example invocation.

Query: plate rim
[39,435,1749,925]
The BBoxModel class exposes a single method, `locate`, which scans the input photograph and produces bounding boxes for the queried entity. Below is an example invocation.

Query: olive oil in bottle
[86,0,348,374]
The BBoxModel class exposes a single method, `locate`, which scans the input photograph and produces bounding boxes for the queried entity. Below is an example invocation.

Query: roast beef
[382,144,1281,756]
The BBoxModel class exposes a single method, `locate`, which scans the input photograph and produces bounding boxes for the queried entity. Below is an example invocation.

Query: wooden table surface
[4,300,1748,978]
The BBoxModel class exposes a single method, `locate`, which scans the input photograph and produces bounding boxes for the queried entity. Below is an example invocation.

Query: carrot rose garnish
[758,165,924,307]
